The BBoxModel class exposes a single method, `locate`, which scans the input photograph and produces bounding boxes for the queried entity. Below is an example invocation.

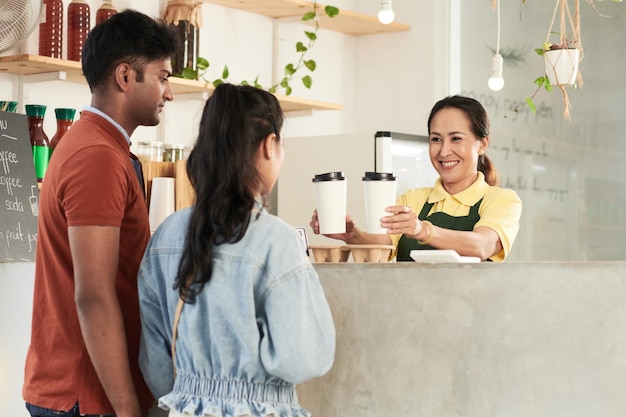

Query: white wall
[0,1,443,415]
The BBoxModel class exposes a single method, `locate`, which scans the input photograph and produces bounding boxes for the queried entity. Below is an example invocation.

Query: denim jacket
[138,207,335,417]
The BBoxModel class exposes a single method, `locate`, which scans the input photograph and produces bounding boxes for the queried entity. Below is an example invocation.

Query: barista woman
[310,95,522,262]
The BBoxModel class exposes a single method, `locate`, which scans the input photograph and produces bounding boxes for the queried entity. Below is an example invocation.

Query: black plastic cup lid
[362,171,396,181]
[312,171,346,182]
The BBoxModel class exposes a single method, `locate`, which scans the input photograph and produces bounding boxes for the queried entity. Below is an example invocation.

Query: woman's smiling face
[428,107,489,195]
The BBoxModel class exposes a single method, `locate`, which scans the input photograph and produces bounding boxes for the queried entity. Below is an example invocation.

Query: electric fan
[0,0,43,53]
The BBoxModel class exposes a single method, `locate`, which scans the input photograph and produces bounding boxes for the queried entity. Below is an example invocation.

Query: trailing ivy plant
[178,1,340,96]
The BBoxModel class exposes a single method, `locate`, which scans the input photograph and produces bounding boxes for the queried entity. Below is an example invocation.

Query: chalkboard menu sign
[0,111,39,262]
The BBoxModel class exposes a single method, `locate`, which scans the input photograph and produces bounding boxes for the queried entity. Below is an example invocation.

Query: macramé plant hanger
[544,0,584,121]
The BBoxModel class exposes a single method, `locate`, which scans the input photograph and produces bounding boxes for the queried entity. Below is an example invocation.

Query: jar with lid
[25,105,51,183]
[96,0,117,26]
[39,0,64,58]
[148,142,165,162]
[50,108,77,151]
[136,141,164,162]
[163,1,202,75]
[136,141,152,166]
[170,20,200,75]
[67,0,91,62]
[163,144,187,162]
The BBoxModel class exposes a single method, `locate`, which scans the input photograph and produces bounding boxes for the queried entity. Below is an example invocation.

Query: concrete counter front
[298,262,626,417]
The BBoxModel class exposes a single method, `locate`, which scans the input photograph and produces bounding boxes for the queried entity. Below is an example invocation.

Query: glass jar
[39,0,64,59]
[96,0,117,26]
[136,141,152,166]
[140,141,164,162]
[67,0,91,62]
[25,105,51,183]
[163,144,187,162]
[170,20,200,75]
[49,108,76,150]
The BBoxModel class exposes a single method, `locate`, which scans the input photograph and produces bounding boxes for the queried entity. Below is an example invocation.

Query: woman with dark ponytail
[138,83,335,417]
[311,95,522,262]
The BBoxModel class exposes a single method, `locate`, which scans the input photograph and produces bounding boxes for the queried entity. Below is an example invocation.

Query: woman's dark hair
[82,10,178,90]
[427,95,500,186]
[174,84,284,303]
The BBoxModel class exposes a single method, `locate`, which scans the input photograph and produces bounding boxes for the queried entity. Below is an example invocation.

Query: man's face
[126,58,174,127]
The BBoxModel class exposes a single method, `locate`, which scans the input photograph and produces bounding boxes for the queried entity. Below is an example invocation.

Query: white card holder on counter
[410,249,481,263]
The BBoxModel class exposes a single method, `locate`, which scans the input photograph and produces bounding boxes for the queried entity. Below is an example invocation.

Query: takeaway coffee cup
[312,171,347,234]
[363,171,397,234]
[149,177,175,233]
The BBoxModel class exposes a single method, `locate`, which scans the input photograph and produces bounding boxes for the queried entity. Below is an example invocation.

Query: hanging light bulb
[488,53,504,91]
[487,0,504,91]
[378,0,395,25]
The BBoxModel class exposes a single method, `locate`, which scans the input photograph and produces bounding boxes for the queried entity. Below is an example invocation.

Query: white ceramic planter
[544,48,580,86]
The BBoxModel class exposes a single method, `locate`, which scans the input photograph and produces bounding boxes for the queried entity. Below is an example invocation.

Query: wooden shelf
[0,54,343,113]
[200,0,410,35]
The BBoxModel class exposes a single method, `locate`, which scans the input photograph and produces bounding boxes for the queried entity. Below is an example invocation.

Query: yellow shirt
[390,172,522,262]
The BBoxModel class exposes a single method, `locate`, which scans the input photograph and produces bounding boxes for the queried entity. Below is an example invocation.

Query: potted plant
[542,38,580,86]
[176,0,339,96]
[523,0,583,121]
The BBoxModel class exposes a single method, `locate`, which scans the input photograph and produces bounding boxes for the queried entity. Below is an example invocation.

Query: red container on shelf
[50,108,76,151]
[39,0,64,58]
[67,0,91,62]
[96,0,117,26]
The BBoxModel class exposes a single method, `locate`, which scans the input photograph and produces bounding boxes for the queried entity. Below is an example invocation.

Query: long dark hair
[427,95,500,186]
[174,84,284,303]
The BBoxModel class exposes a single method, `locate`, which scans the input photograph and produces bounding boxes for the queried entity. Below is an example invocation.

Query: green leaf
[241,80,249,86]
[197,57,209,70]
[304,59,316,72]
[305,31,317,41]
[181,68,198,80]
[280,77,289,88]
[285,86,293,96]
[213,79,224,87]
[302,11,316,21]
[325,6,339,18]
[296,42,307,52]
[269,86,277,93]
[222,65,229,79]
[302,75,312,89]
[284,64,296,76]
[526,98,536,113]
[534,48,545,56]
[533,76,546,86]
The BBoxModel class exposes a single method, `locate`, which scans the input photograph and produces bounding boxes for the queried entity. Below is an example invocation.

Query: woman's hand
[380,205,428,241]
[309,209,355,242]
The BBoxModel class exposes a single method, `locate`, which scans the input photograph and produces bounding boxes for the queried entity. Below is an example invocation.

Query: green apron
[396,197,484,262]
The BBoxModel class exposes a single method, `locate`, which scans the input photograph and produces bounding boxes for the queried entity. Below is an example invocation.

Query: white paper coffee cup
[313,172,347,234]
[363,171,396,234]
[149,177,175,233]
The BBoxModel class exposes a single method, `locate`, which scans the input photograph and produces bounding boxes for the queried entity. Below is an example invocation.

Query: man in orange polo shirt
[22,10,177,417]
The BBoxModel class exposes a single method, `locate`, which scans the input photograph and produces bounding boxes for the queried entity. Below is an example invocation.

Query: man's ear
[114,63,132,91]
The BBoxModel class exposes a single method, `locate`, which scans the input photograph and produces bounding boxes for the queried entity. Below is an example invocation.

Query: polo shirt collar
[428,172,489,206]
[83,106,132,146]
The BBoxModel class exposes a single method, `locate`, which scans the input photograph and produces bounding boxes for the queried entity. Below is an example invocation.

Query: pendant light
[378,0,395,25]
[488,0,504,91]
